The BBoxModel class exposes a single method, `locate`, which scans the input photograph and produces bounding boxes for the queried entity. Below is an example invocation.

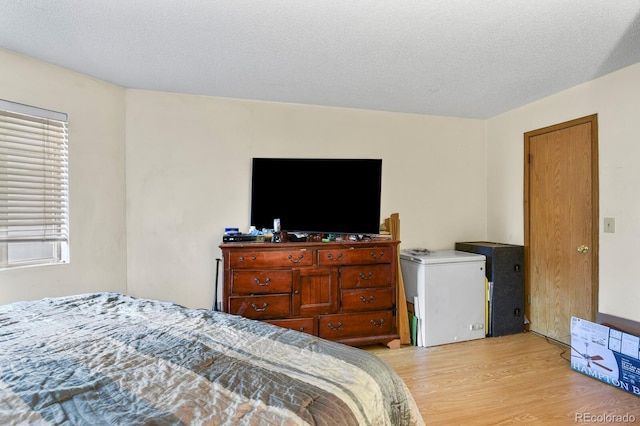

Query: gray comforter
[0,293,423,425]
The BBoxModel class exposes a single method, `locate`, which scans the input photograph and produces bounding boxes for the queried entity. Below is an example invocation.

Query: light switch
[604,217,615,233]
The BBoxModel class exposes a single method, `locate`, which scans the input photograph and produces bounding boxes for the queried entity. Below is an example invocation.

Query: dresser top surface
[220,239,399,250]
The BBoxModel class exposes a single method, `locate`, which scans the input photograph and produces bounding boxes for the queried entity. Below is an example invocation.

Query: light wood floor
[364,332,640,425]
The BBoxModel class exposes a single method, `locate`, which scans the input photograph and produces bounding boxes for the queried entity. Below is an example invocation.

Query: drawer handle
[360,295,375,304]
[254,277,271,286]
[327,321,343,331]
[370,319,385,327]
[326,253,343,261]
[298,327,305,332]
[370,251,385,259]
[251,303,268,312]
[359,272,374,280]
[288,254,304,263]
[239,256,257,262]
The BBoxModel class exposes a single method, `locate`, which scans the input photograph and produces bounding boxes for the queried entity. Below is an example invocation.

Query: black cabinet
[455,242,524,337]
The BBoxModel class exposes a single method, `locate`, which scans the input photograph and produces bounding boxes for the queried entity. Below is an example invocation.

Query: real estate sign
[571,317,640,397]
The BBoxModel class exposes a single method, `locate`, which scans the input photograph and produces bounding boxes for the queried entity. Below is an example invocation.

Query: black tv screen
[250,158,382,235]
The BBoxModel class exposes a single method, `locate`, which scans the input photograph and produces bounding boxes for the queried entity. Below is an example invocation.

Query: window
[0,100,69,270]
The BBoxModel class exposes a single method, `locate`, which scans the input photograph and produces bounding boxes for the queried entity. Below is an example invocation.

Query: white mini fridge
[400,250,486,347]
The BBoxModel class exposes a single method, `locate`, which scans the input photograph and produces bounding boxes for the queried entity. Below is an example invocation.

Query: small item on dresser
[288,233,307,242]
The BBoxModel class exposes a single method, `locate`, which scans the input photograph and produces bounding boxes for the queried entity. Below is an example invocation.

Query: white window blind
[0,100,69,268]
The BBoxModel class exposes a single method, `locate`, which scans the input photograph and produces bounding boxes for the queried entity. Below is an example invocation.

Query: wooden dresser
[220,240,400,347]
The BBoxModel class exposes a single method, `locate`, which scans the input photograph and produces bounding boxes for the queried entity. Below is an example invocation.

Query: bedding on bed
[0,292,424,425]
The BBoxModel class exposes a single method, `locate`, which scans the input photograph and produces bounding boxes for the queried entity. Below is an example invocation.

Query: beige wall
[3,46,637,325]
[0,49,127,304]
[486,62,640,323]
[125,91,487,308]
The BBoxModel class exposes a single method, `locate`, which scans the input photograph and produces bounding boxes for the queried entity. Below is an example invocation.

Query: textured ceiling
[1,1,640,119]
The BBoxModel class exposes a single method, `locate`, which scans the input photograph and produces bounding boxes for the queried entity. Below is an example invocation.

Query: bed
[0,292,424,425]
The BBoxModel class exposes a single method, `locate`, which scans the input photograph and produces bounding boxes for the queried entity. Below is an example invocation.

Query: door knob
[577,245,589,253]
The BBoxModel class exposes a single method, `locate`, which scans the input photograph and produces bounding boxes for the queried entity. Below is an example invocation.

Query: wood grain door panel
[524,115,598,344]
[292,267,339,317]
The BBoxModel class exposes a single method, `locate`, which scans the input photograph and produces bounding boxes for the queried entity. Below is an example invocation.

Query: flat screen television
[250,158,382,235]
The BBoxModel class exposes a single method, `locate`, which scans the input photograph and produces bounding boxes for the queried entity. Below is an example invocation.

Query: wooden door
[292,267,339,317]
[524,115,599,344]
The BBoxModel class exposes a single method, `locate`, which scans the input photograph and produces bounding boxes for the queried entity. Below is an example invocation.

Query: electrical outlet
[470,323,484,331]
[604,217,616,233]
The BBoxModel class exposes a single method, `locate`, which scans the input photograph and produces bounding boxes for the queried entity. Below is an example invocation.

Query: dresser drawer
[230,250,313,269]
[341,288,393,312]
[228,294,290,320]
[318,311,394,339]
[340,264,393,288]
[265,317,316,335]
[318,247,393,266]
[231,270,293,294]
